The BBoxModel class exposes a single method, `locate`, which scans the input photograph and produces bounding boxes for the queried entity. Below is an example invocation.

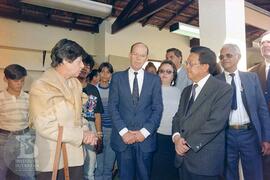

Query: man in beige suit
[29,39,97,179]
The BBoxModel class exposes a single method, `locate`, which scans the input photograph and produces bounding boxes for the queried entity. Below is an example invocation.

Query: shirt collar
[129,67,144,75]
[194,74,210,88]
[224,69,239,78]
[3,89,25,98]
[265,61,270,70]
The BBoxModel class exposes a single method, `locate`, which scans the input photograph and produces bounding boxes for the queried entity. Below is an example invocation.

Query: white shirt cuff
[140,128,150,138]
[119,128,128,136]
[172,132,181,143]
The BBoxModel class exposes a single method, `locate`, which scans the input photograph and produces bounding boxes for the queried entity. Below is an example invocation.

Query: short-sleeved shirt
[82,84,104,122]
[0,90,29,131]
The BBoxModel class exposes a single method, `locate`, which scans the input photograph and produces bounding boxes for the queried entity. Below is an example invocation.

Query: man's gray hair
[222,43,241,56]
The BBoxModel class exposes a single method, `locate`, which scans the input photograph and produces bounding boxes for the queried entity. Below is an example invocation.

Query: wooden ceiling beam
[0,11,99,33]
[141,13,155,27]
[159,0,194,30]
[111,0,172,34]
[185,12,198,24]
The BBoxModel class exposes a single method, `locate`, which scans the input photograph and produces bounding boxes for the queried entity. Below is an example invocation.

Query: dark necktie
[186,83,198,115]
[230,73,237,110]
[266,66,270,102]
[132,72,139,105]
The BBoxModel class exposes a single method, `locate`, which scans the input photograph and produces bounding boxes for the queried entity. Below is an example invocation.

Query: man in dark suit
[109,42,163,180]
[172,46,232,180]
[217,44,270,180]
[249,31,270,180]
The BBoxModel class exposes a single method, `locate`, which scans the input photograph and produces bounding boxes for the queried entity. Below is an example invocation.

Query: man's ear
[202,64,210,73]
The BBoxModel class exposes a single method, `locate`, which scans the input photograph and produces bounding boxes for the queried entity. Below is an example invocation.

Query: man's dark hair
[50,39,86,67]
[83,54,95,70]
[4,64,27,80]
[87,69,99,82]
[166,48,182,58]
[130,42,149,55]
[190,46,217,75]
[98,62,114,74]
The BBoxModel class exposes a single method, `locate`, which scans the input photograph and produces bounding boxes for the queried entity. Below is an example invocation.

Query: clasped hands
[174,135,190,156]
[122,130,145,144]
[83,130,98,145]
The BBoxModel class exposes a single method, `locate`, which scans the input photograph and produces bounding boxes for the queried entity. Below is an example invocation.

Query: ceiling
[0,0,269,46]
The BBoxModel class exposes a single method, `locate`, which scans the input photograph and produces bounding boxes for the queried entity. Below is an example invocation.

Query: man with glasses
[172,46,232,180]
[166,48,192,92]
[216,43,270,180]
[249,31,270,180]
[109,42,163,180]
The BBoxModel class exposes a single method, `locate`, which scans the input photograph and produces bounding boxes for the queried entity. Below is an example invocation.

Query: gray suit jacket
[172,75,232,176]
[175,67,192,93]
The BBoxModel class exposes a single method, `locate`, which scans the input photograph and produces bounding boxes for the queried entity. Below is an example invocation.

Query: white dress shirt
[224,70,250,125]
[119,67,150,138]
[172,74,210,141]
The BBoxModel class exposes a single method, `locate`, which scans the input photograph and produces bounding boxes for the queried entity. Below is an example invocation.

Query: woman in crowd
[151,60,180,180]
[29,39,97,180]
[145,61,157,74]
[95,62,116,180]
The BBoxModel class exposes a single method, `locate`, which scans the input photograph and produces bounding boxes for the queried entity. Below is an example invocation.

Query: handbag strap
[51,126,70,180]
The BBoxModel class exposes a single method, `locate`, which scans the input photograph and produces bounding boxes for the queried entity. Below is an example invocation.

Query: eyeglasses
[185,61,201,67]
[159,69,173,74]
[219,53,233,60]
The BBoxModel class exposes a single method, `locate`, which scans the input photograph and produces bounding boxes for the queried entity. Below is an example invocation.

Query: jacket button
[181,129,185,133]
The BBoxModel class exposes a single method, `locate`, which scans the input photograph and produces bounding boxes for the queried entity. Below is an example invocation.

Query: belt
[0,127,29,135]
[229,123,251,130]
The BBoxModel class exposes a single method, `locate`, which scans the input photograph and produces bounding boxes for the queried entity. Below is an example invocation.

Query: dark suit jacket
[216,71,270,143]
[172,75,232,176]
[109,69,163,152]
[249,62,270,111]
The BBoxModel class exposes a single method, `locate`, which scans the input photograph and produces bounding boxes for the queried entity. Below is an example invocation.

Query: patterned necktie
[186,83,198,115]
[230,73,237,110]
[267,66,270,102]
[132,72,139,105]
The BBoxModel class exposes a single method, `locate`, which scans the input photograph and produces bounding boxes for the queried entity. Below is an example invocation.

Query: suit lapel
[122,69,134,106]
[239,72,251,117]
[258,63,267,91]
[136,71,148,109]
[185,77,213,118]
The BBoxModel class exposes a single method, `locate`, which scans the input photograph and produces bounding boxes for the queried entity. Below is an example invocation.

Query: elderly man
[109,42,163,180]
[217,43,270,180]
[166,48,192,91]
[172,46,232,180]
[249,31,270,180]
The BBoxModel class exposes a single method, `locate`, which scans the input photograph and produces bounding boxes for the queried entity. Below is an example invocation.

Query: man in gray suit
[166,48,192,92]
[172,46,232,180]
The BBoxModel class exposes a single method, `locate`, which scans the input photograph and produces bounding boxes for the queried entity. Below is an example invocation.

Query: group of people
[0,30,269,180]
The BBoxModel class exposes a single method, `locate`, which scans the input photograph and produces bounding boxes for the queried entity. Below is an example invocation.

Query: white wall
[0,17,96,90]
[104,18,190,61]
[0,17,191,90]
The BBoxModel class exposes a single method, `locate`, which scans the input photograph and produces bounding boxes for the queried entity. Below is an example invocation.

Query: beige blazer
[29,68,87,172]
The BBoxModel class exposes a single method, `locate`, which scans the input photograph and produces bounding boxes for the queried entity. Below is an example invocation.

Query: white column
[199,0,247,70]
